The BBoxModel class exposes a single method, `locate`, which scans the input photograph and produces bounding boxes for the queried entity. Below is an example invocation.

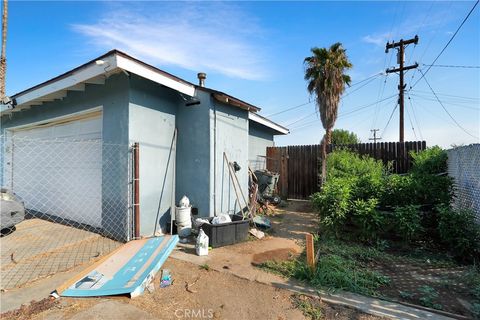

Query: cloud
[362,32,392,47]
[73,3,268,80]
[361,4,459,48]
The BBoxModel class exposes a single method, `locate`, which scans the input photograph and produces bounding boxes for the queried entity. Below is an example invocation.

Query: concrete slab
[0,219,121,290]
[0,263,85,313]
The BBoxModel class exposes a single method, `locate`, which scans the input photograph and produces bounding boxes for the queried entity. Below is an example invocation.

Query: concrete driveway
[1,218,120,290]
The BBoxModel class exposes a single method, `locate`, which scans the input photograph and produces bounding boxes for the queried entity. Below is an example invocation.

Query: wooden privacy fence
[266,141,427,200]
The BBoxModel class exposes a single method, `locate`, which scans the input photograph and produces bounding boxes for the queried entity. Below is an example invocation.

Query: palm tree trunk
[320,133,327,186]
[320,128,333,186]
[0,0,7,99]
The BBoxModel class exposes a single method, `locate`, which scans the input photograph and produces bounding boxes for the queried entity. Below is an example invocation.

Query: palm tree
[0,0,7,99]
[304,43,352,184]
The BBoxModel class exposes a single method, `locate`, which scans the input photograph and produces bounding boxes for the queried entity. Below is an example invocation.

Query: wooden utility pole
[369,129,381,143]
[0,0,7,99]
[386,35,419,142]
[369,129,381,157]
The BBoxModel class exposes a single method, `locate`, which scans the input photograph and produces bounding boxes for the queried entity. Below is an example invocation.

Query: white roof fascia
[115,55,195,97]
[249,112,289,135]
[1,52,196,115]
[14,54,117,109]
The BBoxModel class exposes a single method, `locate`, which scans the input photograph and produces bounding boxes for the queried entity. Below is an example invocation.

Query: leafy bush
[311,177,353,233]
[414,174,453,206]
[326,150,385,200]
[351,198,383,241]
[381,174,416,207]
[410,146,447,175]
[394,205,423,242]
[437,205,480,262]
[326,150,385,181]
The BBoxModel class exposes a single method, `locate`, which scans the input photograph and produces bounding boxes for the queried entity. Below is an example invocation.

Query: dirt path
[1,201,385,319]
[3,259,382,320]
[270,200,317,242]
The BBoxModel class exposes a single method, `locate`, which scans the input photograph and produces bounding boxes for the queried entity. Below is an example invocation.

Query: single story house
[0,50,288,240]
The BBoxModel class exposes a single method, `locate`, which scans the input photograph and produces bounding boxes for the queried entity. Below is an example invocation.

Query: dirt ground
[1,258,384,320]
[373,255,475,317]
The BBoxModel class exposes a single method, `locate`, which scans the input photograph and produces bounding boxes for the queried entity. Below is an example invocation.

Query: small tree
[331,129,360,145]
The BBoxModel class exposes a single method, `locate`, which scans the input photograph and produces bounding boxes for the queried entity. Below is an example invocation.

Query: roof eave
[248,112,289,135]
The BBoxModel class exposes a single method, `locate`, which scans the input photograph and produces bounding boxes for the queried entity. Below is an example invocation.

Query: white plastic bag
[196,229,209,256]
[211,213,232,225]
[179,195,190,208]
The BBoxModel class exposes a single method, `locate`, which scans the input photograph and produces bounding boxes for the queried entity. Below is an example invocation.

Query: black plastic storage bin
[201,215,249,248]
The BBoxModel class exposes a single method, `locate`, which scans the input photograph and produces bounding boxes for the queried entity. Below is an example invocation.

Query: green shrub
[437,205,480,262]
[326,150,386,201]
[326,150,385,180]
[410,146,447,175]
[381,174,416,207]
[414,174,453,206]
[394,205,423,242]
[311,177,353,233]
[351,198,383,241]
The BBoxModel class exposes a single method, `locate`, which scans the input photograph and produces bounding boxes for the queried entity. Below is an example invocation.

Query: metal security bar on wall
[267,141,427,200]
[0,135,132,242]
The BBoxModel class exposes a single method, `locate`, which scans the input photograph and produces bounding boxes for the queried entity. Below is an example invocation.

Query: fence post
[306,233,315,270]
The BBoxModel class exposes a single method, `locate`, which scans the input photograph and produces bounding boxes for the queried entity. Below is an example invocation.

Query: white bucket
[175,206,192,226]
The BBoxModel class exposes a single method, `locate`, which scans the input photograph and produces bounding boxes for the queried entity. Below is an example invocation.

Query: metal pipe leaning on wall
[133,142,140,239]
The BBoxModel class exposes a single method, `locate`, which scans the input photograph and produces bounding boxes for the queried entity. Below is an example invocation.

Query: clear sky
[5,1,480,147]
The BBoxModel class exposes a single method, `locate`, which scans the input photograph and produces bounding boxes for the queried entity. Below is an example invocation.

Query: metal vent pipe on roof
[197,72,206,87]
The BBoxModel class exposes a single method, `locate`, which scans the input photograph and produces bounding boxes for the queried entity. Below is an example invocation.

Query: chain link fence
[447,144,480,223]
[0,135,133,289]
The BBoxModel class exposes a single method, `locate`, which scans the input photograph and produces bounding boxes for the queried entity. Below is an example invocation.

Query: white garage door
[8,112,103,228]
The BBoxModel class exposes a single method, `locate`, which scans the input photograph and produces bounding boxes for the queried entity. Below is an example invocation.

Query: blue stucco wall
[175,89,211,217]
[248,121,275,170]
[210,100,249,216]
[1,72,277,238]
[128,75,181,236]
[1,74,130,241]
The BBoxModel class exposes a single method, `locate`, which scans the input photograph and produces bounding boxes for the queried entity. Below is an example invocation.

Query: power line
[418,69,479,139]
[405,100,418,140]
[381,103,398,139]
[266,73,383,118]
[266,100,313,117]
[342,74,382,98]
[285,112,317,127]
[407,92,424,141]
[422,63,480,69]
[289,95,397,131]
[410,93,479,110]
[409,2,453,84]
[410,90,479,101]
[411,0,479,89]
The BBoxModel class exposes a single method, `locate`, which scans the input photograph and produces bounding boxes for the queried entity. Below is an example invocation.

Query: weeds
[291,294,323,320]
[199,264,210,271]
[418,285,442,310]
[258,238,389,297]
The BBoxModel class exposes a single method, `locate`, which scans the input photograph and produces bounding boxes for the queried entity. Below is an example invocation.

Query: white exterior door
[8,113,103,227]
